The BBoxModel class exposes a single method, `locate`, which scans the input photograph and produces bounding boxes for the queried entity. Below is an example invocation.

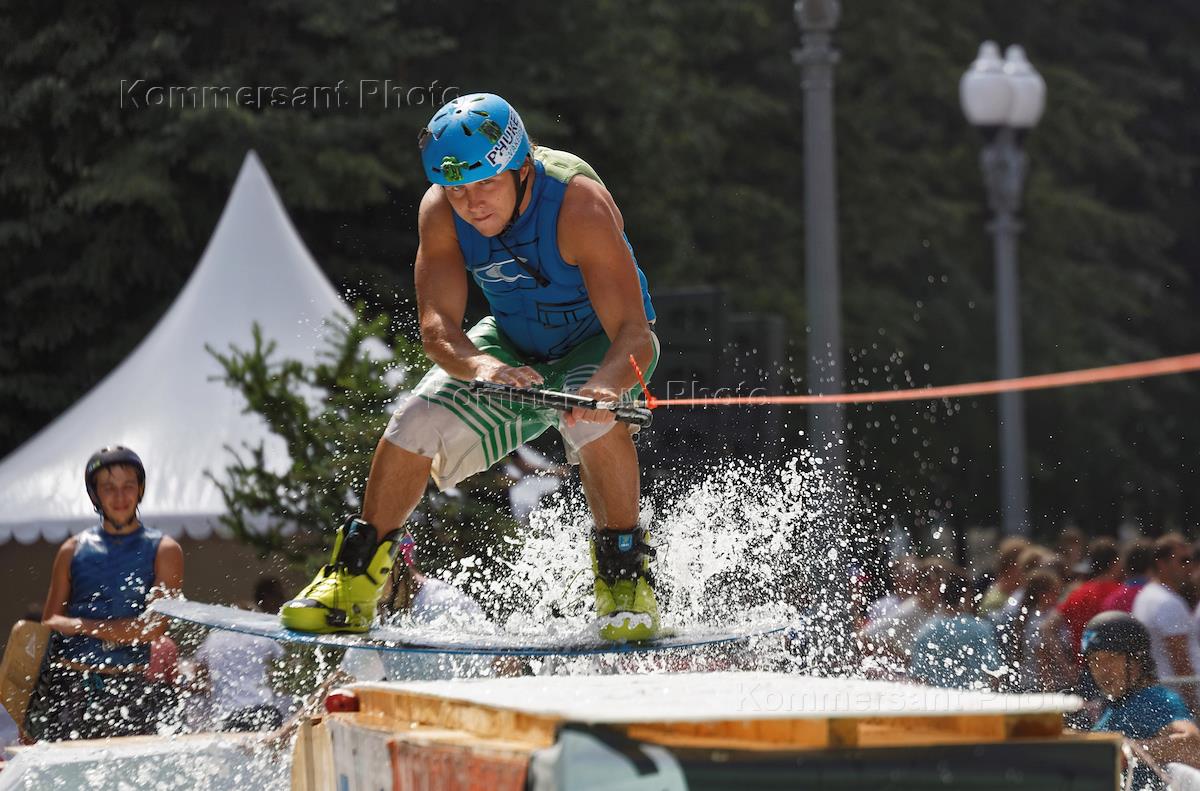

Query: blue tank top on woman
[451,148,655,362]
[58,523,162,668]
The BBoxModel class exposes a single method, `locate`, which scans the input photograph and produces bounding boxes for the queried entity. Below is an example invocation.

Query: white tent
[0,152,351,545]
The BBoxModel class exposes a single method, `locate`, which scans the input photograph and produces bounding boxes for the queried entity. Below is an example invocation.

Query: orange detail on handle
[628,354,658,409]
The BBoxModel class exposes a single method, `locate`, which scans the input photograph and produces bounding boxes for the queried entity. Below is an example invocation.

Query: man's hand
[474,357,543,389]
[43,615,83,636]
[566,383,621,427]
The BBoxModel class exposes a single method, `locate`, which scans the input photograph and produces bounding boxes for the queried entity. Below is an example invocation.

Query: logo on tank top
[471,237,540,292]
[476,259,535,284]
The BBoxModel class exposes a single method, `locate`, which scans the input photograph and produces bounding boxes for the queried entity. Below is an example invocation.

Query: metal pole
[794,0,845,470]
[981,128,1030,535]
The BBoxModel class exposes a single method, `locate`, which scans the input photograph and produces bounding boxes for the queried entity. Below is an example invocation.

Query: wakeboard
[0,620,50,740]
[150,599,787,657]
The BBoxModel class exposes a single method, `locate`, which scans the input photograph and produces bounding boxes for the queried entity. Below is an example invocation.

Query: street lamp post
[794,0,845,470]
[960,42,1046,536]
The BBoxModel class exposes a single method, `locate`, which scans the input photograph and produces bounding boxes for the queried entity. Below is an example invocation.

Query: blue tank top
[452,149,655,362]
[58,523,162,668]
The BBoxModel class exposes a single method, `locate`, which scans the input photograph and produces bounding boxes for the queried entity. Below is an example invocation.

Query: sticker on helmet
[484,111,525,170]
[478,119,503,144]
[439,156,470,182]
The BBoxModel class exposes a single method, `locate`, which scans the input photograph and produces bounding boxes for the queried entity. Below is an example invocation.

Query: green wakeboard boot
[591,526,660,642]
[280,517,401,633]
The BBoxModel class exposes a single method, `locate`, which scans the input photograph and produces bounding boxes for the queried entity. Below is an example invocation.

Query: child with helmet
[1080,611,1200,780]
[27,446,184,740]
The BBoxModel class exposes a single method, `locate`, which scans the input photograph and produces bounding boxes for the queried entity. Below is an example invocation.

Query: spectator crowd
[857,531,1200,696]
[854,528,1200,778]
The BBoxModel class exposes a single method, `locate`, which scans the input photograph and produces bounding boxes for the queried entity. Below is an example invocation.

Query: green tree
[207,311,519,573]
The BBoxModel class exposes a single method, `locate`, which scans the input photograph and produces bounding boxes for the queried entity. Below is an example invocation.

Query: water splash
[0,734,289,791]
[439,452,880,675]
[10,454,885,788]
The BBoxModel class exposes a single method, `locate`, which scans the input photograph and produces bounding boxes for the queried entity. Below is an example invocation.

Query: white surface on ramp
[0,733,288,791]
[362,670,1082,724]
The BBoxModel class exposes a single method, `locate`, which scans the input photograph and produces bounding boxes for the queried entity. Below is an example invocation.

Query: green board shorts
[383,317,659,490]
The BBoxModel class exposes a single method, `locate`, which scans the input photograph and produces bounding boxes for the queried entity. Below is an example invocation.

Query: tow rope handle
[467,380,654,428]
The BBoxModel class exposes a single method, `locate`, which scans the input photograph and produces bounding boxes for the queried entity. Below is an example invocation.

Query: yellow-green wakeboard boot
[591,526,660,642]
[280,517,401,633]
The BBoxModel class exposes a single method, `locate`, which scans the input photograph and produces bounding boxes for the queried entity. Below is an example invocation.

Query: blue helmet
[418,93,531,186]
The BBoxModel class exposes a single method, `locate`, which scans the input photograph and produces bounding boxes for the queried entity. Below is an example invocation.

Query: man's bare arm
[558,178,652,422]
[415,187,542,387]
[42,538,77,621]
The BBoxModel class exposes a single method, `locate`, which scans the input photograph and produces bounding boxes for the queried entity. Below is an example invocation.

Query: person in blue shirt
[1082,611,1200,781]
[909,564,1003,690]
[28,446,184,741]
[281,93,660,643]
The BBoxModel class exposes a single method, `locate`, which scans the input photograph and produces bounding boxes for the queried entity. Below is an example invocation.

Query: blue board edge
[151,599,787,658]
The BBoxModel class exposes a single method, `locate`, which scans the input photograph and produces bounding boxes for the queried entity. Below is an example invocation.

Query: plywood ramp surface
[350,671,1079,750]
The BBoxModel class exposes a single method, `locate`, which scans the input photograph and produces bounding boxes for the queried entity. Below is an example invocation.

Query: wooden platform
[347,671,1080,750]
[292,672,1107,791]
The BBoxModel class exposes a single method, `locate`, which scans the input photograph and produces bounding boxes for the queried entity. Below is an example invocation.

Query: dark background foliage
[2,0,1197,540]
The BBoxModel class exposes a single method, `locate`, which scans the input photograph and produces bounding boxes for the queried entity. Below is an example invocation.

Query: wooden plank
[289,718,317,791]
[618,712,1078,751]
[1005,712,1066,739]
[625,717,833,750]
[290,717,335,791]
[349,679,1076,753]
[354,687,559,748]
[847,719,997,748]
[827,717,860,748]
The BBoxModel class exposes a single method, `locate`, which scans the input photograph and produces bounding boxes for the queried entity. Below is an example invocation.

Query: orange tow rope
[629,352,1200,408]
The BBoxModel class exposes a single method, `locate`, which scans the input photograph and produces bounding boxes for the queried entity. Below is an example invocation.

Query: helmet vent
[469,109,490,117]
[460,122,473,136]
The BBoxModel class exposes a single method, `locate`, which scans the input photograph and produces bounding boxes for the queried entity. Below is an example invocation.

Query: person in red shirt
[1102,539,1154,613]
[1056,538,1123,659]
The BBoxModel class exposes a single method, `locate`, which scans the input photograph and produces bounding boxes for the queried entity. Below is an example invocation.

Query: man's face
[1087,650,1138,699]
[95,465,141,527]
[1158,544,1193,590]
[442,165,526,238]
